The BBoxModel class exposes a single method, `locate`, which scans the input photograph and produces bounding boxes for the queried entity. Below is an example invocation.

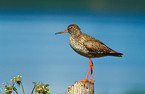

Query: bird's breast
[69,35,91,58]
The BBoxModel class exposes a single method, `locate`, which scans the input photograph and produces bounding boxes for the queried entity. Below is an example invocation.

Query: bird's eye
[69,26,73,29]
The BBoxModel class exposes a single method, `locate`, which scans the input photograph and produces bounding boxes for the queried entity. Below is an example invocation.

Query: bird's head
[55,24,81,35]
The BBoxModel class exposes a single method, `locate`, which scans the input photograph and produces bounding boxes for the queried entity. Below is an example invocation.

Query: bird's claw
[78,79,95,84]
[89,79,95,82]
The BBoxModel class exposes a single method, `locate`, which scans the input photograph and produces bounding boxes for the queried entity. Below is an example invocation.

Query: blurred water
[0,10,145,94]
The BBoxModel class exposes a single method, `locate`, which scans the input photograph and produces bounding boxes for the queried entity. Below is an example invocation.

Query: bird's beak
[55,30,68,35]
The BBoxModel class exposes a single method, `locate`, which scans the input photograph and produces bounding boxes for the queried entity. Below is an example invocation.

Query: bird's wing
[84,39,113,54]
[81,33,123,57]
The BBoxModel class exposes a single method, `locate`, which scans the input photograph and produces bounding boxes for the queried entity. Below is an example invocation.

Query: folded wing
[84,39,123,57]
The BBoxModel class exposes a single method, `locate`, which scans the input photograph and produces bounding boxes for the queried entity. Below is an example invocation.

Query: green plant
[31,81,51,94]
[0,75,51,94]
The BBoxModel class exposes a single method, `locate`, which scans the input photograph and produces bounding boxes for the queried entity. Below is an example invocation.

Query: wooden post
[68,81,94,94]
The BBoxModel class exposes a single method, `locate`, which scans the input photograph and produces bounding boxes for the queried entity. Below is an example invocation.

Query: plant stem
[13,89,18,94]
[21,82,25,94]
[31,87,35,94]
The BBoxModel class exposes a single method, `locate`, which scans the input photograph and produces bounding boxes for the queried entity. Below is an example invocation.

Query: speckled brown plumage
[55,24,123,84]
[67,24,123,58]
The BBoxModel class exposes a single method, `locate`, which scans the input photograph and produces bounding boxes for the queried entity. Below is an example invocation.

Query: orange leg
[89,58,95,82]
[78,58,95,84]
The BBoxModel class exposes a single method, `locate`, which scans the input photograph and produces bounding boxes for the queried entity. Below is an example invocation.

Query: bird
[55,24,123,84]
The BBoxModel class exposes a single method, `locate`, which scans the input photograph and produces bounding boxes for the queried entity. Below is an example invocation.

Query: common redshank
[55,24,123,84]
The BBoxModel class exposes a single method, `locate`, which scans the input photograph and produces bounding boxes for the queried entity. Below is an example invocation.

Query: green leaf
[12,81,15,87]
[45,84,49,87]
[31,87,35,94]
[13,87,18,94]
[13,87,17,91]
[38,81,40,85]
[32,82,36,85]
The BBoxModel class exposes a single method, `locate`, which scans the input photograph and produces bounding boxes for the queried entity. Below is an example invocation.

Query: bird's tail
[109,51,123,57]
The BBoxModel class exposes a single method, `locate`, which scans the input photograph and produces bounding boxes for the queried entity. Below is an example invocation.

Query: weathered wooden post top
[68,81,94,94]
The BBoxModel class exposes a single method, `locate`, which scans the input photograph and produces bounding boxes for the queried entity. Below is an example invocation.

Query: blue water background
[0,10,145,94]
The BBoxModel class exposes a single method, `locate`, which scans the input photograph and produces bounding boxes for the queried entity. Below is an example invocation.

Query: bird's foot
[78,79,88,84]
[89,79,95,82]
[78,79,94,84]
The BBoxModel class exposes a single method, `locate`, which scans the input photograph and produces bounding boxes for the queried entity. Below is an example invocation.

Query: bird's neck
[70,30,82,37]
